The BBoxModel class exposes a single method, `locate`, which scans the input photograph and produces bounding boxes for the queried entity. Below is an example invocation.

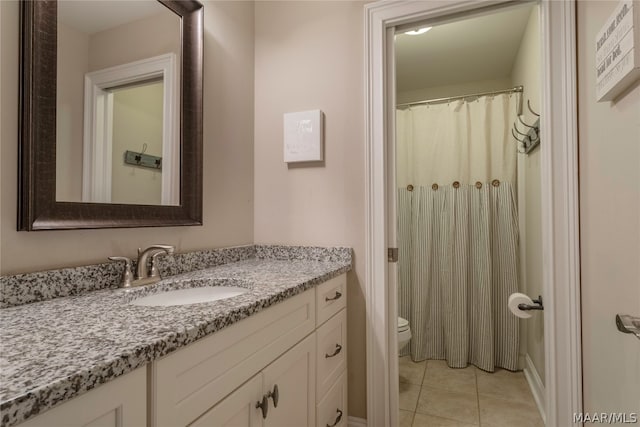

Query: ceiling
[58,0,168,35]
[395,5,534,93]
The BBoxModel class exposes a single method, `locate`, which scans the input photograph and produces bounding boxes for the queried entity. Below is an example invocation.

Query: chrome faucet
[136,244,175,280]
[109,244,175,288]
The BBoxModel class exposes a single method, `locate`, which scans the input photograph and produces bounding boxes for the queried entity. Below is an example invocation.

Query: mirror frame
[18,0,203,230]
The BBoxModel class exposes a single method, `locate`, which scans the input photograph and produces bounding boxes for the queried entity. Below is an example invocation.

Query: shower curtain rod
[396,85,524,113]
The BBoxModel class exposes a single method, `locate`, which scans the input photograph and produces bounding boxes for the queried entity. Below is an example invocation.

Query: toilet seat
[398,317,409,332]
[397,317,411,351]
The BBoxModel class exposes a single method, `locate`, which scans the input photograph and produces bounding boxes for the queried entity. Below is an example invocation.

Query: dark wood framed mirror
[18,0,203,230]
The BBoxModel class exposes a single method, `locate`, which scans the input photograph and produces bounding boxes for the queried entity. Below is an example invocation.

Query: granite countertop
[0,255,351,427]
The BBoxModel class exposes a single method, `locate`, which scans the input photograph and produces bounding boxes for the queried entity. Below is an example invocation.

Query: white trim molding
[82,53,179,205]
[539,1,583,424]
[364,1,582,426]
[347,416,368,427]
[524,353,547,424]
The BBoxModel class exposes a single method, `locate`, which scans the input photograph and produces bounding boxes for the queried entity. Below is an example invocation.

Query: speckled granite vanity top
[0,245,352,427]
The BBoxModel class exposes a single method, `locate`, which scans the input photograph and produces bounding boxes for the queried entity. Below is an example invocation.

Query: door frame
[363,1,582,426]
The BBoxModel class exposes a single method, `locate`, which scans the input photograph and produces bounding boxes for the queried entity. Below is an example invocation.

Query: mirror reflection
[56,0,181,205]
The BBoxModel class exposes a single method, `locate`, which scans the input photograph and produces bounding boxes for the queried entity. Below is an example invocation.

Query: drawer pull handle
[326,408,343,427]
[325,291,342,302]
[256,395,269,419]
[325,344,343,358]
[267,384,279,407]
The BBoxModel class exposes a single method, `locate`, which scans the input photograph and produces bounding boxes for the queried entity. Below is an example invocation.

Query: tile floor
[399,356,544,427]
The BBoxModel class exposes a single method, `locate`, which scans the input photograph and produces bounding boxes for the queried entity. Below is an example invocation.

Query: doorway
[394,5,543,426]
[364,1,581,426]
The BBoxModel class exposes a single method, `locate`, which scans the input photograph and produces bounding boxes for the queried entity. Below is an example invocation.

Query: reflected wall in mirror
[56,0,180,205]
[18,0,203,230]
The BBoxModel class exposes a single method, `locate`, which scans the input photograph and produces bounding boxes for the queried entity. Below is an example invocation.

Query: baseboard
[523,354,546,424]
[518,353,526,370]
[348,416,367,427]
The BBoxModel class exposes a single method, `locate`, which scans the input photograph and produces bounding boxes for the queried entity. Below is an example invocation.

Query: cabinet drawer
[316,309,347,399]
[153,290,315,427]
[316,371,347,427]
[316,274,346,326]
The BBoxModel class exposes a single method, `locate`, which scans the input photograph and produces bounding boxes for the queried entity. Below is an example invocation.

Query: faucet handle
[149,251,170,279]
[108,256,134,288]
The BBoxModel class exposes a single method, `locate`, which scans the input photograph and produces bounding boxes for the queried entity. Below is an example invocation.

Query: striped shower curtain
[397,94,520,372]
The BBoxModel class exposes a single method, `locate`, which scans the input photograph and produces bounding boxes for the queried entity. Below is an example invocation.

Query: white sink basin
[130,286,248,307]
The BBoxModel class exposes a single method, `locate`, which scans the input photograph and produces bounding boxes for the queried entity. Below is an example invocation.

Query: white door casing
[364,1,581,426]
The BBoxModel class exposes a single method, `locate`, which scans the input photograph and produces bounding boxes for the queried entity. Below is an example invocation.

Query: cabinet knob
[326,408,343,427]
[267,384,279,407]
[325,291,342,302]
[325,344,343,358]
[255,395,269,419]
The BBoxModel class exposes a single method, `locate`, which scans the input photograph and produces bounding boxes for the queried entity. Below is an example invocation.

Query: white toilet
[398,317,412,350]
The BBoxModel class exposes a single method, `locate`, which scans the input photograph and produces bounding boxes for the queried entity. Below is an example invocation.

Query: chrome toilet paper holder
[518,295,544,311]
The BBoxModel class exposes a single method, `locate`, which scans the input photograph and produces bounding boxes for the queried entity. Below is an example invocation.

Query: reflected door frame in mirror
[18,0,203,230]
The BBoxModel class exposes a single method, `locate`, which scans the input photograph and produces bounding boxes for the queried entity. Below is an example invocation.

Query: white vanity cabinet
[152,273,347,427]
[192,334,316,427]
[16,367,146,427]
[152,289,317,426]
[314,275,348,427]
[13,273,347,427]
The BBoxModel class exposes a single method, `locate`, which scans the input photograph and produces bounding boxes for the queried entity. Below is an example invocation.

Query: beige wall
[511,6,544,383]
[397,77,512,105]
[88,10,180,72]
[0,0,255,274]
[56,23,89,202]
[111,82,164,205]
[577,0,640,416]
[253,1,367,418]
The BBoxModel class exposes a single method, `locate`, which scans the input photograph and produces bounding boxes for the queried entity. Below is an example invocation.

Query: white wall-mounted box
[596,0,640,101]
[284,110,323,163]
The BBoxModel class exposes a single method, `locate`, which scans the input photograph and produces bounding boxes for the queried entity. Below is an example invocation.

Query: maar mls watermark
[573,413,638,424]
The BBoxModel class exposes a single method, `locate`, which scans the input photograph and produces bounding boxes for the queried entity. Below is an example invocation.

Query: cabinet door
[191,375,263,427]
[262,334,316,427]
[17,368,146,427]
